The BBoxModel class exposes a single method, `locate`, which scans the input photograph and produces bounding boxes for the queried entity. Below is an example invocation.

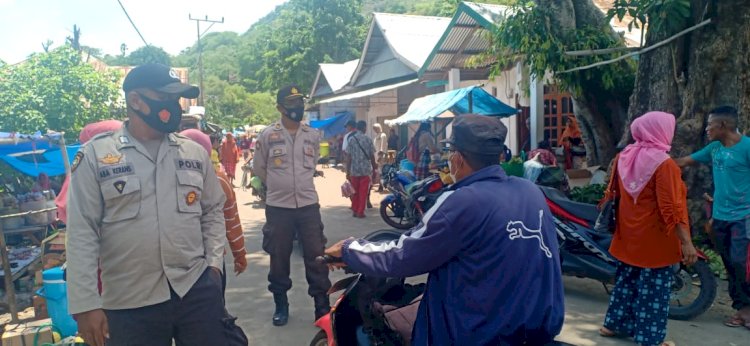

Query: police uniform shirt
[253,121,320,209]
[66,124,227,314]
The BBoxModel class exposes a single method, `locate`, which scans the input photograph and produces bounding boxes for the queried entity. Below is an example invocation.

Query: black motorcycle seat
[539,186,600,223]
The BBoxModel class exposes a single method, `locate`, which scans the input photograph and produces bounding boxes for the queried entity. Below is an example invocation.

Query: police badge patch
[113,180,126,194]
[71,151,84,173]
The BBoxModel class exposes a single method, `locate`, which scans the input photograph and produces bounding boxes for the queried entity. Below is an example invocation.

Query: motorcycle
[540,185,717,320]
[379,164,445,230]
[311,229,418,346]
[240,157,266,202]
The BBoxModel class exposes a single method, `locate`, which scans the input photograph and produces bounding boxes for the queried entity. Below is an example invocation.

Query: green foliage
[488,1,636,98]
[237,0,366,93]
[204,76,278,129]
[699,247,728,279]
[0,45,122,140]
[609,0,692,35]
[103,45,171,66]
[570,184,606,204]
[364,0,513,16]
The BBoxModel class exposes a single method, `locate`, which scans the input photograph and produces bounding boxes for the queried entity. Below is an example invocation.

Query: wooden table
[0,207,56,323]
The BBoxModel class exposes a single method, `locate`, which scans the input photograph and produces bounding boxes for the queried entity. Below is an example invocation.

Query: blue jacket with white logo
[342,165,564,345]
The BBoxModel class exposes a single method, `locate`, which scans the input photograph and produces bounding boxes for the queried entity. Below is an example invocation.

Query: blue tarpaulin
[310,111,353,139]
[0,145,80,177]
[387,85,518,125]
[0,131,73,177]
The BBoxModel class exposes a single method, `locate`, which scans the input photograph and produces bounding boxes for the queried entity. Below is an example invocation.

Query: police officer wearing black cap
[66,64,242,346]
[326,114,565,345]
[253,85,331,326]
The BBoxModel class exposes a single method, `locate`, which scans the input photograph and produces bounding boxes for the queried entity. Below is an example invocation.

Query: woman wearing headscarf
[560,116,583,169]
[181,129,247,293]
[220,133,240,185]
[56,120,123,223]
[599,111,697,346]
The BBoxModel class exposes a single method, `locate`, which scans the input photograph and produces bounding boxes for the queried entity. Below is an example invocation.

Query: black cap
[442,114,508,155]
[277,85,305,104]
[123,63,199,99]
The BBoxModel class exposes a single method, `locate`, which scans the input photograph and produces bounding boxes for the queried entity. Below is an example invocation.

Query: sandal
[661,342,676,346]
[724,315,745,328]
[598,327,618,337]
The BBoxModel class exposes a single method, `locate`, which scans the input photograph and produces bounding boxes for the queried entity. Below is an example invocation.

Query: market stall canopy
[0,145,80,177]
[386,85,518,125]
[310,111,353,139]
[0,131,72,177]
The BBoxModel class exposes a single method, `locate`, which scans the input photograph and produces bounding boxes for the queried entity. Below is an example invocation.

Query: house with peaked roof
[309,13,449,143]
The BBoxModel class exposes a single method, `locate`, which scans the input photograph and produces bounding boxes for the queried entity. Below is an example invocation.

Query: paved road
[224,166,747,346]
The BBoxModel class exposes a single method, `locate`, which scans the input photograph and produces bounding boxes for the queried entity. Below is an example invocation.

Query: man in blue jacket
[325,114,565,345]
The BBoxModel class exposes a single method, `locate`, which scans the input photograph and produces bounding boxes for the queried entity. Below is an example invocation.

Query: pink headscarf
[180,129,212,156]
[56,120,123,223]
[618,111,676,202]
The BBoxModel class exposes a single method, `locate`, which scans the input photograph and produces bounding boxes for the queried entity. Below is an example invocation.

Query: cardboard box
[33,295,48,319]
[2,318,54,346]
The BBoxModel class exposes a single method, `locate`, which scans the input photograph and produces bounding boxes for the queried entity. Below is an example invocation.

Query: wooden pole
[58,134,72,178]
[0,222,19,323]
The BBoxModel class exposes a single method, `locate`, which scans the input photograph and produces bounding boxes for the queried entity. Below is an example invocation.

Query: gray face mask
[283,106,305,122]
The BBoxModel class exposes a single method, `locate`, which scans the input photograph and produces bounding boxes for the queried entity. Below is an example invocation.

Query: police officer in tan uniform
[66,64,241,346]
[254,85,331,326]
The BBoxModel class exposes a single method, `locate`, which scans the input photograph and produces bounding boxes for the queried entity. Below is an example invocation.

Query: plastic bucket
[319,142,330,159]
[399,159,415,172]
[37,267,78,337]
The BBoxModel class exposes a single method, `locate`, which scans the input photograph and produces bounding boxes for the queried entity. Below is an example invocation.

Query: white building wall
[457,65,524,156]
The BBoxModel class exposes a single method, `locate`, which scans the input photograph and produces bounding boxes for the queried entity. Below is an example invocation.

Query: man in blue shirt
[325,115,565,345]
[677,106,750,328]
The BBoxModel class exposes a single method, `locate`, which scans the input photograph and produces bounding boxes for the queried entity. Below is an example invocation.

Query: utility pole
[189,14,224,107]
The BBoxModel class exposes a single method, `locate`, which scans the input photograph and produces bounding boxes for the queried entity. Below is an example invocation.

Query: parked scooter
[540,186,717,320]
[379,164,445,230]
[311,229,419,346]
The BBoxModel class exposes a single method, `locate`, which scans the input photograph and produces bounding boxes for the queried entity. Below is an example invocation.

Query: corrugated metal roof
[320,59,359,92]
[420,2,512,77]
[350,13,451,86]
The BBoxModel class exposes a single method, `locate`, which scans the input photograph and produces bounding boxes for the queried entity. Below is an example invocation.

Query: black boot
[273,293,289,326]
[313,295,331,321]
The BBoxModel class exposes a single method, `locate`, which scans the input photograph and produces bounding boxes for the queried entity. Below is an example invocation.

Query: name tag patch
[176,159,203,171]
[269,132,284,144]
[98,163,134,181]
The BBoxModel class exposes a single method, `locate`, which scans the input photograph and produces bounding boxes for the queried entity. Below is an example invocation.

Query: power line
[116,0,149,47]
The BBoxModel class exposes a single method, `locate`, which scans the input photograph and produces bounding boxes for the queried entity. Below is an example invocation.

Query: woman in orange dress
[220,133,240,185]
[599,111,697,346]
[560,116,583,169]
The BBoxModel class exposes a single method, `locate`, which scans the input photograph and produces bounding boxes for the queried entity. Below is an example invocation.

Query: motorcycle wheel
[309,330,327,346]
[380,199,415,230]
[668,260,717,320]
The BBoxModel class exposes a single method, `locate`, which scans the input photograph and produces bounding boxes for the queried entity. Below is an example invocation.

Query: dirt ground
[224,166,748,346]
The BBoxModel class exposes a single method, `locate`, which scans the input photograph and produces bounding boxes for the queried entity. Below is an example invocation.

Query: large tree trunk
[627,0,750,226]
[537,0,631,166]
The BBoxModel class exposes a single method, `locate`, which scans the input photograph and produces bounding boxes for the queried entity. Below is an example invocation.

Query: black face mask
[283,106,305,122]
[133,93,183,133]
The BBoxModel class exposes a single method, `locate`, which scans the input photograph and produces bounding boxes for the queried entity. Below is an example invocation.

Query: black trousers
[713,219,750,310]
[263,203,332,297]
[105,268,228,346]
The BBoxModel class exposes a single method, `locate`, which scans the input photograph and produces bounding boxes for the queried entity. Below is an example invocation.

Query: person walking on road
[326,115,565,345]
[181,129,248,293]
[66,63,236,346]
[676,106,750,329]
[373,123,387,192]
[221,133,240,186]
[600,111,697,346]
[345,120,377,218]
[253,85,332,326]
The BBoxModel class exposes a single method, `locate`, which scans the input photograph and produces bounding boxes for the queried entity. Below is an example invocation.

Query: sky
[0,0,289,64]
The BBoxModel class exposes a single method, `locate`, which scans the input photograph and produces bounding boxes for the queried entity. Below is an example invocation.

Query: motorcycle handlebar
[315,255,343,265]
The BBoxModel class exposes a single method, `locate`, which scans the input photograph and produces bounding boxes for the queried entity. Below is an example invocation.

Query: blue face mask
[133,93,183,133]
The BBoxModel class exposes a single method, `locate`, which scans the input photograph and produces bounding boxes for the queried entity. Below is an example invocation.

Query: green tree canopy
[0,45,122,140]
